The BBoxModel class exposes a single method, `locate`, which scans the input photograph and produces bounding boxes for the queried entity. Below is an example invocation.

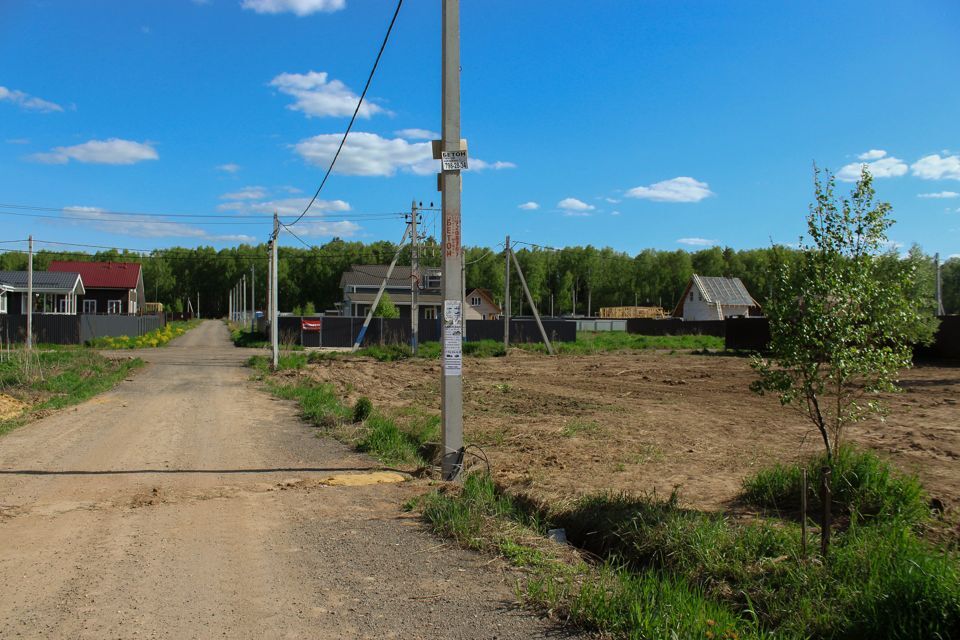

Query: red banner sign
[301,319,322,332]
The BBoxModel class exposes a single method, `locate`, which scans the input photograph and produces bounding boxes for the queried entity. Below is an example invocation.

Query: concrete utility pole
[250,264,256,332]
[503,235,510,351]
[242,274,247,326]
[510,247,554,355]
[935,253,945,316]
[271,214,279,369]
[229,290,233,322]
[26,235,33,350]
[352,224,411,352]
[439,0,464,480]
[266,241,273,331]
[197,292,200,319]
[410,200,420,354]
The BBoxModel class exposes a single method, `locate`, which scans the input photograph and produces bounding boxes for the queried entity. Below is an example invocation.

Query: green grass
[517,331,725,355]
[413,473,769,639]
[246,356,434,467]
[411,457,960,639]
[742,445,929,526]
[0,348,143,436]
[560,419,601,437]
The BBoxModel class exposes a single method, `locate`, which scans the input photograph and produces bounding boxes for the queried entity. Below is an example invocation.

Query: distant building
[464,288,501,320]
[48,261,145,315]
[0,271,85,315]
[340,265,442,320]
[672,275,760,320]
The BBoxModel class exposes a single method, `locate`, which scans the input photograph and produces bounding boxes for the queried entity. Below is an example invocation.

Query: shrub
[352,396,373,423]
[742,445,929,526]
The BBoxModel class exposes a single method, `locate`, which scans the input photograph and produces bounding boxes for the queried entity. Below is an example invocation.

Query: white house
[464,288,501,321]
[672,275,759,321]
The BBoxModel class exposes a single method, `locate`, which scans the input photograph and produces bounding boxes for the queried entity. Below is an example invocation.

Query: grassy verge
[88,319,200,349]
[409,449,960,639]
[246,354,436,467]
[310,333,723,363]
[0,348,143,436]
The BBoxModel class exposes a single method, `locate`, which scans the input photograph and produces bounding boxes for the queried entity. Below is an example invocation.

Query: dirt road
[0,322,571,639]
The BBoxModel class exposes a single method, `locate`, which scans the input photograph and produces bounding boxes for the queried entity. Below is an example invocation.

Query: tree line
[0,240,955,317]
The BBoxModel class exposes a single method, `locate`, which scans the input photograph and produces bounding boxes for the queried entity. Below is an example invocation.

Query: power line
[287,0,404,229]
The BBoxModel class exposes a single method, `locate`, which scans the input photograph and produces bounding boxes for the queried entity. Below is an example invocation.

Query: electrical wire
[287,0,404,229]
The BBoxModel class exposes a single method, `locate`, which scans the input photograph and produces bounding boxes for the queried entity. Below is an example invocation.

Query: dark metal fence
[626,318,726,336]
[79,315,165,343]
[271,316,576,348]
[0,315,80,345]
[0,314,166,345]
[725,315,960,362]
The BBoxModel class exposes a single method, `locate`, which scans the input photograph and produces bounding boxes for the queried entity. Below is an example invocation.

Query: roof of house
[0,271,86,294]
[48,261,141,289]
[467,288,502,314]
[672,275,758,317]
[340,265,441,289]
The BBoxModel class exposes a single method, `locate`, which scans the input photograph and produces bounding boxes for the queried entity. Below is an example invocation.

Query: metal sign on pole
[437,0,464,480]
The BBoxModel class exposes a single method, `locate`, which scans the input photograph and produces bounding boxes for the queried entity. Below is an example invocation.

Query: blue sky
[1,0,958,257]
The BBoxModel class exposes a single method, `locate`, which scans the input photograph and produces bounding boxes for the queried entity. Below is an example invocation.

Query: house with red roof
[48,261,145,315]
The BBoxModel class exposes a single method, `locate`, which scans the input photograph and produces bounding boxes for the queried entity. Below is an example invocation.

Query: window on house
[689,291,694,301]
[0,291,6,314]
[698,293,703,301]
[424,307,436,320]
[108,300,122,314]
[471,296,481,306]
[83,299,97,314]
[23,293,73,314]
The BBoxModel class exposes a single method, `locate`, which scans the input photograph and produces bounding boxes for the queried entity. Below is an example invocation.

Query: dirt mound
[0,394,27,421]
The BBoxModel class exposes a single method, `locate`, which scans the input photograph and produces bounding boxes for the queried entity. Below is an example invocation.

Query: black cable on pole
[286,0,404,230]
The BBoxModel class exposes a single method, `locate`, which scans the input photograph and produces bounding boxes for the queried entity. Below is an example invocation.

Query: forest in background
[0,239,955,318]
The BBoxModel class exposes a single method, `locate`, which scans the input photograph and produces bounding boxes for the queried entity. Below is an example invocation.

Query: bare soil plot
[304,350,960,510]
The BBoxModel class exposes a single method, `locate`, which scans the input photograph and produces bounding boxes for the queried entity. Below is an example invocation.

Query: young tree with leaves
[752,167,937,460]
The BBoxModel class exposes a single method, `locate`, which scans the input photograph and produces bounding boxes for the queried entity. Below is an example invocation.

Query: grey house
[672,275,760,320]
[339,265,442,320]
[0,271,86,316]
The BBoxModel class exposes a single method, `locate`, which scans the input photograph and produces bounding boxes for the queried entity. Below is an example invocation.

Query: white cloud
[469,159,516,171]
[395,128,438,140]
[917,191,959,199]
[558,197,595,212]
[220,186,267,200]
[30,138,158,165]
[518,202,540,210]
[62,206,254,242]
[605,197,621,204]
[270,71,385,118]
[241,0,345,15]
[858,149,887,161]
[610,210,621,216]
[218,197,351,216]
[289,219,360,238]
[626,176,713,202]
[293,131,513,177]
[677,237,717,246]
[295,132,433,176]
[837,152,908,181]
[911,154,960,181]
[0,86,63,113]
[216,163,241,173]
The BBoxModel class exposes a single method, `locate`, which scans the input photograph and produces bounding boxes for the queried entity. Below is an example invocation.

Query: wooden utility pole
[26,235,33,350]
[271,213,279,369]
[410,200,420,354]
[503,235,510,351]
[439,0,464,480]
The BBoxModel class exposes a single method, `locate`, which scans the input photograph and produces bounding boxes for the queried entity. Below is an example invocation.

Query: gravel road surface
[0,321,576,639]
